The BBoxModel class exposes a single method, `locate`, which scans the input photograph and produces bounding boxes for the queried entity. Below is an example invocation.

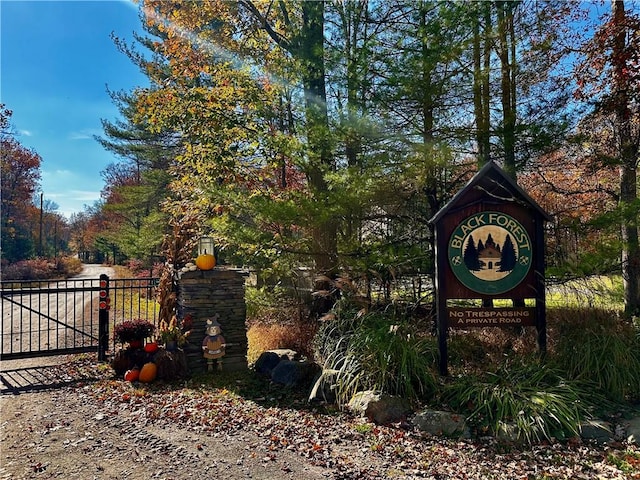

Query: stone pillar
[177,268,248,373]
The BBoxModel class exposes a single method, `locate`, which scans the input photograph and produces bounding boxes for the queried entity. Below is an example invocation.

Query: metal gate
[1,275,159,361]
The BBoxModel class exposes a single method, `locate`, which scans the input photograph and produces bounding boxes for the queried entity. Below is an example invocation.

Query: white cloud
[70,190,101,201]
[42,168,75,180]
[41,169,102,218]
[68,129,100,140]
[19,129,33,136]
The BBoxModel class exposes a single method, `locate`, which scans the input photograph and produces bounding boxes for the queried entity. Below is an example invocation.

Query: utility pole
[39,193,43,257]
[54,219,58,258]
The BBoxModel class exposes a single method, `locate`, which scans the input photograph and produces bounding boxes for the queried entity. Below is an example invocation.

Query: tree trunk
[295,1,338,314]
[473,2,492,165]
[497,1,517,179]
[612,0,640,317]
[298,1,338,279]
[340,0,365,168]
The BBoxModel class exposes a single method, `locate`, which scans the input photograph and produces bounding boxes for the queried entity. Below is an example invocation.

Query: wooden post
[98,274,110,362]
[434,225,449,376]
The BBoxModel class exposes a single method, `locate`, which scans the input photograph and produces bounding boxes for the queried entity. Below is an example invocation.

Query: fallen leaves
[80,375,639,480]
[15,354,639,480]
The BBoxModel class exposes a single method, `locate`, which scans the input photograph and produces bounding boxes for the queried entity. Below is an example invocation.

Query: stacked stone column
[177,268,248,373]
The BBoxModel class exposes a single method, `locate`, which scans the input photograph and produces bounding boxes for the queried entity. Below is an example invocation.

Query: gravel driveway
[0,378,327,480]
[2,354,638,480]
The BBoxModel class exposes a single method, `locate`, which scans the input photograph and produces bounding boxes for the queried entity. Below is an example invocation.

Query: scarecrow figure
[202,316,226,371]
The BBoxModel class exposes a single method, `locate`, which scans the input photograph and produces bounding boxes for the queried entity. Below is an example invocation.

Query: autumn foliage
[1,105,42,264]
[86,1,640,315]
[520,149,619,274]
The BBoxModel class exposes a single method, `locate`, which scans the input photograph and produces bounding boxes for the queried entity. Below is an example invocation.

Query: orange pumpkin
[138,362,157,383]
[124,368,140,382]
[144,342,159,354]
[195,253,216,270]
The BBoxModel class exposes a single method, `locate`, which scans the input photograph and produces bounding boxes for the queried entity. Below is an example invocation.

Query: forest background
[1,0,639,318]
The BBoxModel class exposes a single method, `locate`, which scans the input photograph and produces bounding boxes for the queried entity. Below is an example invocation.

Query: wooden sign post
[429,162,551,375]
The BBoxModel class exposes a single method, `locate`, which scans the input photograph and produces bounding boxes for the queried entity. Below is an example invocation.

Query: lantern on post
[196,236,216,270]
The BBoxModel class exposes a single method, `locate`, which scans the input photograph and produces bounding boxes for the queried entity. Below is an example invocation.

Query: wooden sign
[448,307,537,328]
[447,211,533,296]
[429,161,551,375]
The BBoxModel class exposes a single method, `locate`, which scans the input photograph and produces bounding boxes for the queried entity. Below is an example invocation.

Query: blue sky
[1,0,148,219]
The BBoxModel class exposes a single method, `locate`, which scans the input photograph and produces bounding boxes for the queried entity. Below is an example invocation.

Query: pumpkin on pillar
[196,236,216,270]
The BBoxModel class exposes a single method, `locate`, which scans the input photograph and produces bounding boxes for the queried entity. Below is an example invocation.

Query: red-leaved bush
[1,257,83,281]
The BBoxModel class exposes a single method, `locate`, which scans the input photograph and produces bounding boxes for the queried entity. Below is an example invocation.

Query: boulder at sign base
[270,359,321,388]
[348,391,412,425]
[412,409,470,439]
[253,349,300,376]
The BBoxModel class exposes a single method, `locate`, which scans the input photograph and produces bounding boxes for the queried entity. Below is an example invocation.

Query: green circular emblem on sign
[448,211,532,294]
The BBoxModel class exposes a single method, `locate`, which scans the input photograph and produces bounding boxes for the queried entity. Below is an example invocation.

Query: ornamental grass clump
[550,307,640,403]
[314,300,438,407]
[246,286,317,363]
[444,358,590,445]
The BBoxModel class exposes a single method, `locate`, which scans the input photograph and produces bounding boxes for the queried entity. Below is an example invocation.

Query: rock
[253,352,282,376]
[348,391,412,425]
[624,416,640,445]
[411,410,470,439]
[348,391,378,414]
[253,349,300,376]
[269,348,301,361]
[308,369,339,404]
[580,420,613,444]
[270,360,321,388]
[495,422,521,444]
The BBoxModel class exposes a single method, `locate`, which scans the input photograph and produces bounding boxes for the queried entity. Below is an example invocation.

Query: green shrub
[551,308,640,402]
[444,358,590,444]
[315,301,438,406]
[245,285,306,325]
[245,286,286,322]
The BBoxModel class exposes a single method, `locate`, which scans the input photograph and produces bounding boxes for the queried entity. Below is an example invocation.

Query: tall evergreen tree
[499,234,517,272]
[96,88,177,261]
[463,235,481,271]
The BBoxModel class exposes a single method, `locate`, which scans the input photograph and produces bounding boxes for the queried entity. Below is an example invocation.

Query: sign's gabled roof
[429,161,552,224]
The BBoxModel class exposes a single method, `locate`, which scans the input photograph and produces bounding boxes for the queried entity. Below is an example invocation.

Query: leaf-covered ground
[2,355,639,480]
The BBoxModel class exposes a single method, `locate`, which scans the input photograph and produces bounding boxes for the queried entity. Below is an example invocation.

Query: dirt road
[72,264,115,280]
[2,355,638,480]
[1,265,114,359]
[0,386,328,480]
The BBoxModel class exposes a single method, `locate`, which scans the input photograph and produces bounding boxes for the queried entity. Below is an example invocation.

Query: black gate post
[98,274,110,361]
